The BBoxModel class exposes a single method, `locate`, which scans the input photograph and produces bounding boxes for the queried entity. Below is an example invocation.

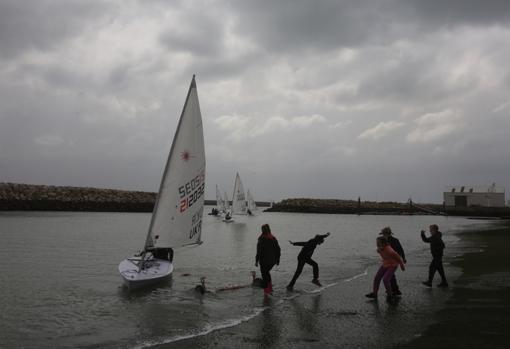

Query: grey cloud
[0,0,111,59]
[229,0,393,52]
[159,12,225,56]
[403,0,510,26]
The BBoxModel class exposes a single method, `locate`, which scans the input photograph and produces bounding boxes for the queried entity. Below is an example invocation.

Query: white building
[443,183,505,208]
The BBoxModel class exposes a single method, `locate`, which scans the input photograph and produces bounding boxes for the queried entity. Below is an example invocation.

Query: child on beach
[421,224,448,288]
[255,224,281,295]
[286,232,330,291]
[366,236,405,300]
[380,227,406,296]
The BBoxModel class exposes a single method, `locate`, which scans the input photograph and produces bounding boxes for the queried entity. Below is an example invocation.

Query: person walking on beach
[255,224,281,295]
[365,236,405,300]
[286,232,330,291]
[380,227,406,296]
[421,224,448,288]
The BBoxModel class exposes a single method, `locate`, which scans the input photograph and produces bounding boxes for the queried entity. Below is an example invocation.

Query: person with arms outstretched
[286,232,330,291]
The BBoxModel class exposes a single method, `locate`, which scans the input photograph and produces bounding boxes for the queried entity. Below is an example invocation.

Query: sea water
[0,210,489,348]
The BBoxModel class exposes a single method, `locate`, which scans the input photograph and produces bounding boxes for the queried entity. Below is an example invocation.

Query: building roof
[444,184,505,194]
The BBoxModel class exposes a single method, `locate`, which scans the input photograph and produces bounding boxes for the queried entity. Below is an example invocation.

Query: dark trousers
[260,263,275,288]
[428,254,447,283]
[288,257,319,286]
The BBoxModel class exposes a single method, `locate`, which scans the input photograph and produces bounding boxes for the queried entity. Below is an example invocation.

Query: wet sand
[150,220,510,349]
[399,221,510,348]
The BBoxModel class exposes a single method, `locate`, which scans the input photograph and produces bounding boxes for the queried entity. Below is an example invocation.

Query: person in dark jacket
[255,224,281,295]
[421,224,448,288]
[286,232,330,291]
[380,227,406,295]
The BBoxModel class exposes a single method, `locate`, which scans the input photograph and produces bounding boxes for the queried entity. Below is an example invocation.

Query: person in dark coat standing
[421,224,448,288]
[286,232,330,291]
[255,224,281,295]
[380,227,406,295]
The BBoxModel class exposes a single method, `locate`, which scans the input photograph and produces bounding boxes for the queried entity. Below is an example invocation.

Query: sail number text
[189,207,203,239]
[179,174,205,213]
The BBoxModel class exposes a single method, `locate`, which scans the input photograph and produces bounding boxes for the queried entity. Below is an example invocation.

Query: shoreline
[147,219,508,349]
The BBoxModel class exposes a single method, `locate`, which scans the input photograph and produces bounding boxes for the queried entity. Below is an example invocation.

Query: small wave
[344,269,368,282]
[303,282,338,294]
[132,307,266,349]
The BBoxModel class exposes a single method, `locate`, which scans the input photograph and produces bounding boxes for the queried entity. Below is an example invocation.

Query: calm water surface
[0,209,483,348]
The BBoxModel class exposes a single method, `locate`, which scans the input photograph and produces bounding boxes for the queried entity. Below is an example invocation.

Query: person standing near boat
[286,232,330,291]
[421,224,448,288]
[255,224,281,295]
[365,236,405,300]
[380,227,406,296]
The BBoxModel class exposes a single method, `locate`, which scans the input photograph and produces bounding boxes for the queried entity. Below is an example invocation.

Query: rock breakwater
[0,183,156,212]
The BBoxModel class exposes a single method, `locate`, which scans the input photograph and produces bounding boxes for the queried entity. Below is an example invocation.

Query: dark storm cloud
[0,0,111,59]
[229,0,392,52]
[2,0,510,202]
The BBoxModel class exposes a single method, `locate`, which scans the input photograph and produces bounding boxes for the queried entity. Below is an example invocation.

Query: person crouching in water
[366,236,405,300]
[255,224,281,295]
[380,227,406,296]
[286,232,330,291]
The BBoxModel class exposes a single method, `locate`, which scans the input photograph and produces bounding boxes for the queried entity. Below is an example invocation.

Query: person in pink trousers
[366,236,405,300]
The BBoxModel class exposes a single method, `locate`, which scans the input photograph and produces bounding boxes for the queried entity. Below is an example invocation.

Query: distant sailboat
[232,172,247,215]
[216,185,224,212]
[246,189,258,215]
[209,185,223,216]
[118,76,205,289]
[223,191,230,212]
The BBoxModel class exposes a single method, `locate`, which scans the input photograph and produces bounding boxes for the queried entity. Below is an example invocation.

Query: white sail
[145,76,205,249]
[216,185,224,212]
[223,191,230,211]
[231,172,247,215]
[247,189,258,213]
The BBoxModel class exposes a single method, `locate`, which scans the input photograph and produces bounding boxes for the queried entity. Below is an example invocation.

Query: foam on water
[132,306,266,348]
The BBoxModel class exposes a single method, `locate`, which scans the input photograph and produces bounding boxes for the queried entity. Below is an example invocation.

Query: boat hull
[119,258,174,290]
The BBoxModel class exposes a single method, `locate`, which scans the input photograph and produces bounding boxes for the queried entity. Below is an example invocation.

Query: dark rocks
[0,183,156,212]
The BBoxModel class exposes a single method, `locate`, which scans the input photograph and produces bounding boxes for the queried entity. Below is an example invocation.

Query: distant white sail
[145,76,205,249]
[247,189,258,213]
[223,191,230,211]
[231,172,247,215]
[216,185,224,212]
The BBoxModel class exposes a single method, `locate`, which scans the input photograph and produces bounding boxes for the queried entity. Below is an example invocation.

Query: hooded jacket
[421,231,445,256]
[256,235,281,266]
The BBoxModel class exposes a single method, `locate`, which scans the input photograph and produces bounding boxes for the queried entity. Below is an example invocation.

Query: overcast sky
[1,0,510,203]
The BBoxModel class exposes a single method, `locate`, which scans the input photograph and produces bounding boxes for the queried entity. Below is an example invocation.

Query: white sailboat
[119,76,205,289]
[231,172,247,215]
[223,191,230,212]
[222,190,234,222]
[216,185,225,212]
[209,185,223,216]
[246,189,258,215]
